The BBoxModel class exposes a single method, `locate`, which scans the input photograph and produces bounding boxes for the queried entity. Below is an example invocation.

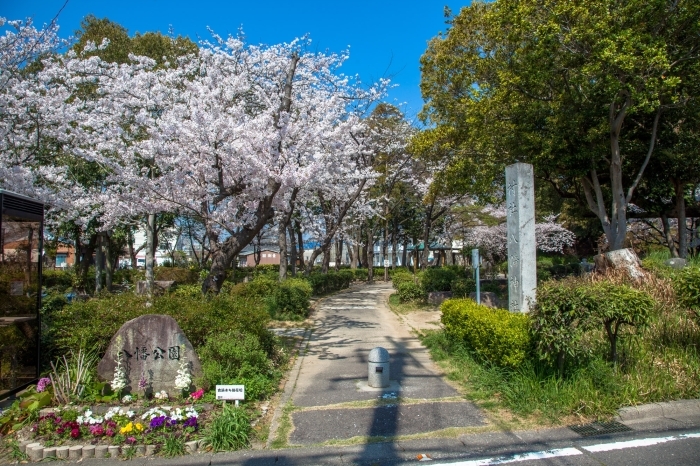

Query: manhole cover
[569,421,633,437]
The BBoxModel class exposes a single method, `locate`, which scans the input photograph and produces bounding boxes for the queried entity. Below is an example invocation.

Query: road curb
[617,399,700,422]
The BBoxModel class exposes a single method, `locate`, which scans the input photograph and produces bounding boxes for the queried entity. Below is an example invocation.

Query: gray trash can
[368,347,390,388]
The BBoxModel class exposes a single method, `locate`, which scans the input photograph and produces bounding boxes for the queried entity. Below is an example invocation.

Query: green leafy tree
[420,0,700,251]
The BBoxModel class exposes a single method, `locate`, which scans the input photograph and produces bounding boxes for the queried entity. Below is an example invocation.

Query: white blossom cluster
[104,407,136,420]
[141,406,198,421]
[77,409,103,425]
[174,357,191,390]
[154,390,169,400]
[111,353,127,393]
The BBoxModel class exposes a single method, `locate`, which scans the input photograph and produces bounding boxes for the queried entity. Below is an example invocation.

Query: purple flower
[166,417,177,428]
[138,374,148,390]
[183,417,198,429]
[36,377,52,392]
[149,416,166,429]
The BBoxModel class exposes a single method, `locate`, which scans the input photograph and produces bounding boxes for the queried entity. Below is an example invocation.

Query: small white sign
[216,384,245,400]
[383,260,390,268]
[10,281,23,296]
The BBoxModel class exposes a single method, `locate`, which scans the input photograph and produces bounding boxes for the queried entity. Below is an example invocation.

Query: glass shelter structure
[0,190,43,397]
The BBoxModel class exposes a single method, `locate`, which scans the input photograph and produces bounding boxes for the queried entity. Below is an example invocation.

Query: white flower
[111,352,127,392]
[174,353,191,390]
[122,394,133,403]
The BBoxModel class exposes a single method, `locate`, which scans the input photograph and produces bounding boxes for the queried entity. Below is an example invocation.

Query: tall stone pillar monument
[505,163,536,312]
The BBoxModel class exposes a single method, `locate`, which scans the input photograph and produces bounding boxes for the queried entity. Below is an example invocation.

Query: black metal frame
[0,189,44,399]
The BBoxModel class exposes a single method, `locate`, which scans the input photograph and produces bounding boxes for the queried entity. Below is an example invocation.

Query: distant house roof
[239,247,278,256]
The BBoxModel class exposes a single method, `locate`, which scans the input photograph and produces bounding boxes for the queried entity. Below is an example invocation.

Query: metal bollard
[368,347,390,388]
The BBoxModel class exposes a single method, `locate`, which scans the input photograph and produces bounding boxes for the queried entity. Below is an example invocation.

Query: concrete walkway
[271,282,484,447]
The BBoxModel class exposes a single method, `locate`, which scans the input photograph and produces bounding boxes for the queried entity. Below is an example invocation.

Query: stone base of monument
[594,248,646,282]
[469,291,500,308]
[135,280,176,295]
[428,291,452,305]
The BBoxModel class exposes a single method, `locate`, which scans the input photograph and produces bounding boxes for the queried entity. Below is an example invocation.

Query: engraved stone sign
[97,314,202,396]
[505,163,537,312]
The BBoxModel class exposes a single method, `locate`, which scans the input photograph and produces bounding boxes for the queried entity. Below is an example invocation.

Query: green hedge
[397,282,426,302]
[421,268,458,292]
[51,292,274,358]
[391,270,417,290]
[306,270,353,295]
[441,299,531,368]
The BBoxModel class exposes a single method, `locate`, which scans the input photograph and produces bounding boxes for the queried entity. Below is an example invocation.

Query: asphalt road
[421,428,700,466]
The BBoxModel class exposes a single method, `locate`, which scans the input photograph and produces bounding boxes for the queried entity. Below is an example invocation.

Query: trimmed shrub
[451,278,476,298]
[199,330,278,400]
[352,268,368,281]
[397,282,426,302]
[422,267,457,292]
[272,278,312,319]
[441,298,530,368]
[306,271,353,295]
[391,270,417,290]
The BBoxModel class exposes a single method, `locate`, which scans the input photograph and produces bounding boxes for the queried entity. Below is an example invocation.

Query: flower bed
[12,401,214,461]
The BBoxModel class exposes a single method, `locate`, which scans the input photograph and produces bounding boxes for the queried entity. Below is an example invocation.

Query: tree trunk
[127,228,137,269]
[321,244,331,273]
[401,240,408,269]
[278,222,288,281]
[288,225,297,276]
[421,206,432,269]
[95,233,104,293]
[675,180,688,259]
[348,239,356,269]
[105,232,113,291]
[295,221,304,269]
[335,236,343,271]
[202,187,280,293]
[661,213,679,258]
[367,227,374,283]
[145,214,156,297]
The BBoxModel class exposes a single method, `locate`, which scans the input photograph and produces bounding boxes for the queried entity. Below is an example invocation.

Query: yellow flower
[135,423,144,432]
[120,422,133,434]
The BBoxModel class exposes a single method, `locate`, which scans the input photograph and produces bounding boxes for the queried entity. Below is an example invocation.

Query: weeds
[161,434,185,457]
[205,404,251,451]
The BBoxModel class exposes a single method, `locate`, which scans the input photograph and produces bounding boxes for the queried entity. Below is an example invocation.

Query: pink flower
[126,436,137,444]
[105,428,115,437]
[36,377,52,392]
[189,388,205,400]
[70,428,80,439]
[90,425,105,437]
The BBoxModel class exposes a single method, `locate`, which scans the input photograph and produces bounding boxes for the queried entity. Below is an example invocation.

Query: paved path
[276,282,484,446]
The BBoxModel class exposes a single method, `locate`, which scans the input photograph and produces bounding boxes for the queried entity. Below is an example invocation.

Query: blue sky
[2,0,469,121]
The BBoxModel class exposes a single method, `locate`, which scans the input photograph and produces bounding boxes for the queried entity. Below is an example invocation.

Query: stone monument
[97,314,202,396]
[505,162,537,312]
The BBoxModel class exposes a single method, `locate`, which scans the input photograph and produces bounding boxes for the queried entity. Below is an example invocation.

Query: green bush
[352,268,368,281]
[441,298,531,368]
[42,269,74,290]
[421,267,457,292]
[199,330,278,400]
[587,281,654,363]
[673,266,700,314]
[531,278,597,372]
[451,278,476,298]
[271,278,312,319]
[397,282,426,302]
[391,270,417,290]
[306,271,353,295]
